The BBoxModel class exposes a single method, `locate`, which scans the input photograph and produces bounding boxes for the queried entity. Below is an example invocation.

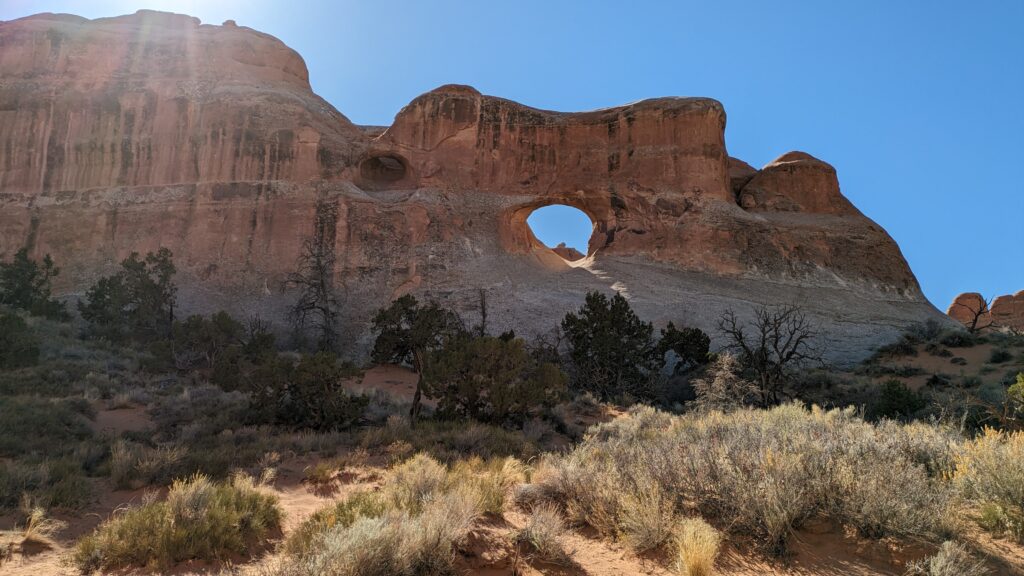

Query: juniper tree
[79,248,176,342]
[0,247,65,318]
[561,291,660,401]
[371,295,463,424]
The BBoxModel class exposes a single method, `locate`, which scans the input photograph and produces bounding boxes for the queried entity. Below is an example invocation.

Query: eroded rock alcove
[0,10,952,363]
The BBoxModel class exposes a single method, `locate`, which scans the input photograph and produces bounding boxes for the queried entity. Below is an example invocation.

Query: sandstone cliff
[0,10,952,363]
[948,292,1024,333]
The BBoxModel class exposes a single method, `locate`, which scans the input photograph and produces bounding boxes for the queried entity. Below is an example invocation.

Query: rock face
[948,292,1024,332]
[0,11,952,363]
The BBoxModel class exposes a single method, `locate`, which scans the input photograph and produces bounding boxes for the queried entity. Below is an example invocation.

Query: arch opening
[526,204,595,262]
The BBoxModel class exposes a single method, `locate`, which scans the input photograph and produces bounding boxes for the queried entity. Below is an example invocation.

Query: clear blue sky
[2,0,1021,309]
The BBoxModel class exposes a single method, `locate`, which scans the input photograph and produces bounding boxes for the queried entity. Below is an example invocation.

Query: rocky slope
[0,10,952,362]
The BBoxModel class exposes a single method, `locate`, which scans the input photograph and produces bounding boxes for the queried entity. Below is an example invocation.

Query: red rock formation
[948,291,1024,332]
[551,243,585,262]
[0,10,952,363]
[738,152,856,215]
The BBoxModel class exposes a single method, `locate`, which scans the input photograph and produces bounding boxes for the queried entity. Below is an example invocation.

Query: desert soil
[2,365,1023,576]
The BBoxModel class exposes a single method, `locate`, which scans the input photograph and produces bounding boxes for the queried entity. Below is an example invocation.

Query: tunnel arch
[527,205,592,262]
[500,197,612,265]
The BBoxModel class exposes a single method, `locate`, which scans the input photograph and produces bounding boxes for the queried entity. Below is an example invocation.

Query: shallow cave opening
[526,204,595,262]
[359,153,408,183]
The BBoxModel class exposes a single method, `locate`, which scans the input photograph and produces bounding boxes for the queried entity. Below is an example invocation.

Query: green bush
[940,331,977,348]
[562,291,660,401]
[988,348,1012,364]
[0,312,40,369]
[424,334,567,425]
[253,352,367,430]
[79,248,176,343]
[0,248,66,318]
[171,311,244,371]
[0,458,93,512]
[73,473,281,572]
[871,379,927,421]
[0,396,94,457]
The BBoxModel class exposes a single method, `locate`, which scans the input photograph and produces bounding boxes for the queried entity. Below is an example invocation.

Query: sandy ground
[872,340,1024,392]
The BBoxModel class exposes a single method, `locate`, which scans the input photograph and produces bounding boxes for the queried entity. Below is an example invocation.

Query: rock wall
[0,10,953,364]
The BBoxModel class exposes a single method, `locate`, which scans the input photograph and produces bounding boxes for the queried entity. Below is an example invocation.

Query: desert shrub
[532,404,954,555]
[279,454,483,576]
[925,342,953,357]
[78,248,176,343]
[1006,374,1024,424]
[953,429,1024,541]
[359,415,537,461]
[73,473,281,572]
[0,396,94,457]
[871,379,927,421]
[0,312,40,369]
[286,491,388,557]
[0,248,65,318]
[857,363,925,378]
[673,517,721,576]
[988,348,1012,364]
[517,504,572,564]
[562,291,661,401]
[940,330,977,348]
[109,439,185,489]
[905,540,989,576]
[874,337,918,359]
[149,384,251,441]
[424,334,567,425]
[905,320,946,344]
[691,353,758,412]
[384,453,447,512]
[0,459,92,512]
[446,456,525,515]
[618,475,678,551]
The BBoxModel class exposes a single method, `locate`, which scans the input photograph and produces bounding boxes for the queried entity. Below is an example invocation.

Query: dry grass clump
[277,452,523,576]
[517,504,573,565]
[673,517,722,576]
[447,456,526,515]
[0,496,67,557]
[532,404,956,555]
[905,540,989,576]
[953,428,1024,541]
[73,473,281,572]
[17,496,66,549]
